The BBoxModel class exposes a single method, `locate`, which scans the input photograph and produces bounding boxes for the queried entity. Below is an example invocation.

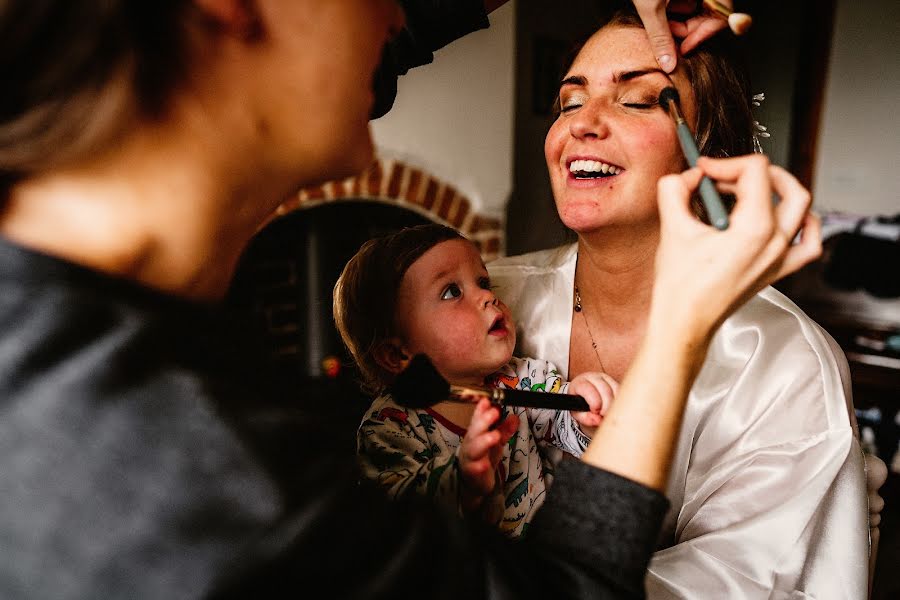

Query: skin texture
[545,26,698,237]
[393,239,518,387]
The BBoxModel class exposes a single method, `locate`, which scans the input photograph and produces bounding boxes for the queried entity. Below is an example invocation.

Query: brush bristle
[728,13,752,35]
[388,354,450,409]
[658,86,680,112]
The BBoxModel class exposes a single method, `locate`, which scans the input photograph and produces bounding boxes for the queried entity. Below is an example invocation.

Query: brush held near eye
[659,86,729,230]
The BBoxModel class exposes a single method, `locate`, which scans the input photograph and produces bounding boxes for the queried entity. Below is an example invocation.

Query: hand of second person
[651,155,822,344]
[632,0,732,72]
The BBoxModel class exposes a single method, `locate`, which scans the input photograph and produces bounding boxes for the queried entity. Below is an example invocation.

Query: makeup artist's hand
[651,155,822,343]
[632,0,732,72]
[568,372,618,435]
[458,399,519,511]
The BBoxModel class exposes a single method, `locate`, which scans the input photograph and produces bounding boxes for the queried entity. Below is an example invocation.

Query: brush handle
[496,388,591,411]
[703,0,733,18]
[675,121,729,230]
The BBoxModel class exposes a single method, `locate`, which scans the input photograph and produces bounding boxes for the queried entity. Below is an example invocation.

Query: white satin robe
[488,244,869,599]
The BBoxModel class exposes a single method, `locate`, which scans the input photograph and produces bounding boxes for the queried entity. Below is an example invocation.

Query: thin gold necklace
[573,283,606,373]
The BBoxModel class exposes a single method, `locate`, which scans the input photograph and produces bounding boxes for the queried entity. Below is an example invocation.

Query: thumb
[633,1,678,72]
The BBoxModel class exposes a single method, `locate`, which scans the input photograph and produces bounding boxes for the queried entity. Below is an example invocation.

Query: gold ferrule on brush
[664,97,686,125]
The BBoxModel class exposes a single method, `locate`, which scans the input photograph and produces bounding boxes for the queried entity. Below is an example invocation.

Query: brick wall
[265,158,505,261]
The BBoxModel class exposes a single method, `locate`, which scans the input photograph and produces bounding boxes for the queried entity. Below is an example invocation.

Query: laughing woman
[490,10,868,599]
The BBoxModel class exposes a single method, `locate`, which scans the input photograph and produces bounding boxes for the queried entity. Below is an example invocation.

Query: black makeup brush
[659,86,729,230]
[389,354,591,412]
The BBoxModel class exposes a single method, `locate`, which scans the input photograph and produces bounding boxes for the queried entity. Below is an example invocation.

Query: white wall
[813,0,900,216]
[371,2,516,218]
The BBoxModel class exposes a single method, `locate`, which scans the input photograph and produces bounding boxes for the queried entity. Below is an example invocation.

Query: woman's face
[254,0,404,185]
[544,25,698,234]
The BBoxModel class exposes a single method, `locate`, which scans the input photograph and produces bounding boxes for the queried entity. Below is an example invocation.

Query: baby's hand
[458,399,519,511]
[568,372,618,434]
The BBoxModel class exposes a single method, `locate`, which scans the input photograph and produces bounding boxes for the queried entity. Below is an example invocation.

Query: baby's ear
[373,338,412,375]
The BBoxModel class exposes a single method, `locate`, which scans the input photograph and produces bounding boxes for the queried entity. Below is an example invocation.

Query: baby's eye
[441,283,462,300]
[478,276,492,290]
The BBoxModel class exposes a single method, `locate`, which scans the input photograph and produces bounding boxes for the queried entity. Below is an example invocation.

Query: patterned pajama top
[357,356,591,538]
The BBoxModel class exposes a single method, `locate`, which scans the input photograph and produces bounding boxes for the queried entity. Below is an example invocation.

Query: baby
[333,224,617,537]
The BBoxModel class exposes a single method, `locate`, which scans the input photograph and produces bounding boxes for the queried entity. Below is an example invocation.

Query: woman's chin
[558,205,611,233]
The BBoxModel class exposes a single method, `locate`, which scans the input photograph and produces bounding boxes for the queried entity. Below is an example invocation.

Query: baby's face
[395,239,516,386]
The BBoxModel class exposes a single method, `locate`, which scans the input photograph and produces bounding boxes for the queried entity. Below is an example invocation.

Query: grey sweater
[0,236,668,599]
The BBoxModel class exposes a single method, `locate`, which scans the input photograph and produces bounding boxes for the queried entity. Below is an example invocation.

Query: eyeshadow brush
[389,354,591,412]
[659,86,729,230]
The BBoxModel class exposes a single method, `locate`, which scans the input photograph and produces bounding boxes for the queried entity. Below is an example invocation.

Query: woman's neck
[568,227,659,381]
[0,116,289,301]
[575,225,659,330]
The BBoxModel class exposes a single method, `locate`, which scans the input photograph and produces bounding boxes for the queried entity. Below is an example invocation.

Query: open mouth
[488,315,507,335]
[568,159,623,180]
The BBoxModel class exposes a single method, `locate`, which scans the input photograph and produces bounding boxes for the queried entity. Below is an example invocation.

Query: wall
[370,2,516,220]
[812,0,900,216]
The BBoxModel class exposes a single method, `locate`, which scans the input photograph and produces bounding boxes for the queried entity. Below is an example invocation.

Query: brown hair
[333,223,466,395]
[0,1,193,189]
[556,9,755,219]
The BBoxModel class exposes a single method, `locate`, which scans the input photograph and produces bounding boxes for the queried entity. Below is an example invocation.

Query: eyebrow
[615,68,669,83]
[430,268,453,285]
[559,68,669,90]
[428,264,488,286]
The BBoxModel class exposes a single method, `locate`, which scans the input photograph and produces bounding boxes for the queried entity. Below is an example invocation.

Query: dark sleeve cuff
[528,460,670,596]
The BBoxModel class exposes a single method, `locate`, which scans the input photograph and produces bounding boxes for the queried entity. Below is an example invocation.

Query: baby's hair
[333,223,466,395]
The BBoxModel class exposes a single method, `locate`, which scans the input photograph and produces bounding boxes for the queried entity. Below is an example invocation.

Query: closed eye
[623,102,656,109]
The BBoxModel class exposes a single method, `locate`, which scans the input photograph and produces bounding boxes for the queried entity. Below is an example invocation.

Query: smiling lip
[488,315,508,337]
[565,155,625,187]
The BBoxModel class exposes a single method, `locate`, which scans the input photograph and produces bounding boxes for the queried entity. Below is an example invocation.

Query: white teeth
[569,159,621,176]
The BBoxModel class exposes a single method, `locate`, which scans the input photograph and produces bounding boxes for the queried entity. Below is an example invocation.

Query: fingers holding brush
[459,400,517,499]
[652,155,821,339]
[670,12,730,55]
[668,0,751,55]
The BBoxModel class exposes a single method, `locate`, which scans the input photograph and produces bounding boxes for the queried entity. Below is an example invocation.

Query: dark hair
[333,223,466,394]
[0,1,192,189]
